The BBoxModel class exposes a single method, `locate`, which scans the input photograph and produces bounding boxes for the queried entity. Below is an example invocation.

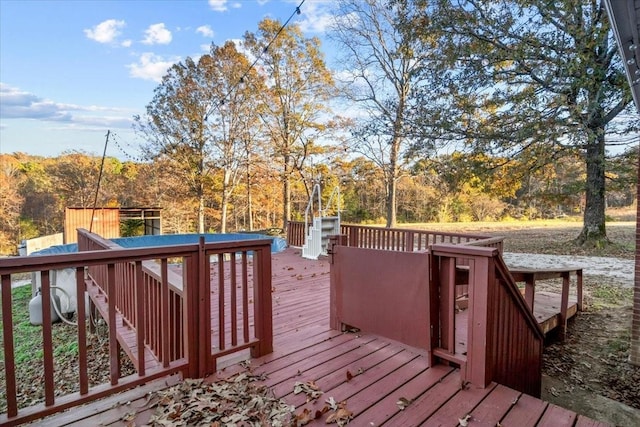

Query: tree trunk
[282,155,291,232]
[630,150,640,366]
[198,194,205,234]
[247,175,253,232]
[220,193,228,234]
[385,174,397,228]
[576,130,607,246]
[385,135,401,228]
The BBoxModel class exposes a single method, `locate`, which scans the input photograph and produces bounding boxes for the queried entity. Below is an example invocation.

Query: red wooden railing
[287,221,503,253]
[78,230,185,363]
[328,235,543,397]
[431,244,544,397]
[0,230,273,426]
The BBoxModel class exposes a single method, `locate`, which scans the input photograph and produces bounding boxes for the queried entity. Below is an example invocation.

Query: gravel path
[503,252,635,287]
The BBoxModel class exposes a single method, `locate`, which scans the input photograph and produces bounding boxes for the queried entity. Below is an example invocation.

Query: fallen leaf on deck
[295,408,314,426]
[293,380,324,401]
[326,407,353,426]
[396,397,412,410]
[326,396,338,410]
[459,414,471,426]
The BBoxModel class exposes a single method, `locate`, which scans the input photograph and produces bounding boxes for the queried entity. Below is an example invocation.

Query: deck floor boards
[34,248,606,426]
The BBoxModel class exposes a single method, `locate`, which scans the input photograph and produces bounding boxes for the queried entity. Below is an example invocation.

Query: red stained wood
[421,382,498,427]
[537,403,578,427]
[3,247,610,427]
[468,384,522,427]
[500,393,549,426]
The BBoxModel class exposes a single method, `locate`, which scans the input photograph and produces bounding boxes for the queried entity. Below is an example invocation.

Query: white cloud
[0,83,133,128]
[84,19,126,44]
[121,39,132,47]
[257,0,269,5]
[294,0,335,34]
[231,2,242,8]
[127,53,179,82]
[142,23,172,45]
[196,25,214,38]
[208,0,228,12]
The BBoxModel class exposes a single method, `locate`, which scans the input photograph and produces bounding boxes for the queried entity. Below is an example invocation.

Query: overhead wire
[204,0,306,120]
[89,130,110,233]
[109,0,306,164]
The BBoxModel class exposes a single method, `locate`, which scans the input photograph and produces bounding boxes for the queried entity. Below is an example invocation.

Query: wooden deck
[33,248,604,427]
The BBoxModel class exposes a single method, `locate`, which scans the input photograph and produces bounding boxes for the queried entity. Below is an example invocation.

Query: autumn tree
[330,0,440,228]
[0,154,24,254]
[135,56,219,233]
[201,41,266,232]
[243,18,336,231]
[415,0,636,245]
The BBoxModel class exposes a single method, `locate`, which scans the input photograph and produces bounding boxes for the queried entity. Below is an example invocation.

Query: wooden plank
[384,366,462,425]
[500,393,548,426]
[420,382,498,427]
[286,342,410,408]
[355,364,454,424]
[467,384,521,427]
[268,337,391,396]
[34,375,182,427]
[537,403,578,427]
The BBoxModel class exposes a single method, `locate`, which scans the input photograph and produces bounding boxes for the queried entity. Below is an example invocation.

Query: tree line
[2,0,639,254]
[0,146,636,255]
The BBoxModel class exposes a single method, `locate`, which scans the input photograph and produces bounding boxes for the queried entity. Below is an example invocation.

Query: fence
[0,229,273,426]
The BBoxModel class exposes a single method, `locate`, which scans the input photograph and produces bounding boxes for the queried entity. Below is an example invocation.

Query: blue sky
[0,0,337,159]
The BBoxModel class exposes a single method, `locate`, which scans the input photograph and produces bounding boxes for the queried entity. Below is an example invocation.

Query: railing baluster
[230,252,238,347]
[1,273,18,417]
[41,270,55,406]
[107,263,120,385]
[242,252,249,344]
[76,267,89,395]
[135,261,145,376]
[218,253,225,351]
[161,258,170,367]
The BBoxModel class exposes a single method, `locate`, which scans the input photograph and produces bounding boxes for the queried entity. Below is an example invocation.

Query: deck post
[252,245,273,357]
[466,256,495,389]
[183,247,200,378]
[559,272,570,340]
[328,235,347,330]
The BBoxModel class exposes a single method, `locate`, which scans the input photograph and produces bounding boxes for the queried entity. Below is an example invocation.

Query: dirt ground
[438,218,640,426]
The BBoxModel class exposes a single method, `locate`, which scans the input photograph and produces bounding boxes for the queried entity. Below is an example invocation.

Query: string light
[204,0,306,118]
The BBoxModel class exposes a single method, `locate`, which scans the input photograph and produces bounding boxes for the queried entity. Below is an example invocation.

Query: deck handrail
[431,243,544,397]
[0,230,273,426]
[287,221,503,253]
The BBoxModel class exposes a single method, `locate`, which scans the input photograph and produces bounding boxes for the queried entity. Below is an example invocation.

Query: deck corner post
[252,245,273,358]
[183,244,201,378]
[328,236,346,330]
[466,255,495,389]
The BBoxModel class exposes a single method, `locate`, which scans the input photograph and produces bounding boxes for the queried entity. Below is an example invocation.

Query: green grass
[0,285,44,364]
[590,283,634,309]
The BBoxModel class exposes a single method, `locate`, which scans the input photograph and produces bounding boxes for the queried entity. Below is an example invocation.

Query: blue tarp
[31,233,286,256]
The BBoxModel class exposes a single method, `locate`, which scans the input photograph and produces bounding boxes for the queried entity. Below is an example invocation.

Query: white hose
[49,286,78,326]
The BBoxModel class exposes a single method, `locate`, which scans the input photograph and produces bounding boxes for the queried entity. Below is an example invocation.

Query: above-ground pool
[32,233,287,256]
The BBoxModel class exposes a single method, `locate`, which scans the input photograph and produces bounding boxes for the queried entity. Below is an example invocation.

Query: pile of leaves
[143,374,295,426]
